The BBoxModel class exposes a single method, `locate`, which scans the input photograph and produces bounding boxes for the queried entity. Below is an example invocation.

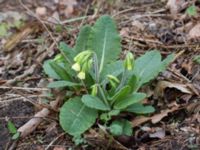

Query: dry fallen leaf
[149,127,165,139]
[131,106,179,127]
[59,0,77,17]
[188,23,200,40]
[132,116,150,128]
[36,7,47,16]
[151,106,178,124]
[166,0,187,14]
[155,80,193,98]
[3,22,40,52]
[53,147,66,150]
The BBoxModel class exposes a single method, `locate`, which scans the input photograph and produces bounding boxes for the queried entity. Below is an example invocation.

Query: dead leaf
[36,7,47,16]
[120,27,129,37]
[59,0,77,17]
[53,147,66,150]
[3,22,40,52]
[85,126,128,150]
[188,23,200,40]
[155,80,193,98]
[131,116,150,127]
[186,101,200,114]
[131,106,179,127]
[166,0,187,14]
[131,20,145,31]
[151,106,178,123]
[149,128,165,139]
[48,11,60,24]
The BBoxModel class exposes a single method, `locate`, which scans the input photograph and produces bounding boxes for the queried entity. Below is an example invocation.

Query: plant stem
[81,80,88,94]
[93,54,99,83]
[115,69,127,92]
[98,85,110,108]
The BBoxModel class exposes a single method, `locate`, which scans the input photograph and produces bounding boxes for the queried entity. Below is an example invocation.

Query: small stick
[45,133,65,150]
[0,86,48,91]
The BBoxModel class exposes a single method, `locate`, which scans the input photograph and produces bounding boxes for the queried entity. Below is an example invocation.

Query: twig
[45,133,65,150]
[17,92,64,138]
[0,86,48,91]
[19,0,58,47]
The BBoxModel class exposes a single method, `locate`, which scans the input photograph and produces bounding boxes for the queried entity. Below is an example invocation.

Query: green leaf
[89,15,121,72]
[43,60,60,79]
[114,92,146,109]
[110,85,131,103]
[127,74,138,93]
[50,61,71,80]
[0,23,8,37]
[59,42,75,62]
[12,132,20,140]
[100,61,123,82]
[133,50,173,88]
[59,97,98,136]
[82,94,110,111]
[74,25,92,54]
[7,121,17,134]
[109,119,132,136]
[48,81,81,88]
[186,5,197,16]
[160,53,174,72]
[126,103,155,114]
[100,110,120,122]
[193,55,200,64]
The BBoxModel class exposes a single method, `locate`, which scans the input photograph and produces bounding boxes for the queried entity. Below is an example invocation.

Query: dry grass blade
[3,22,40,52]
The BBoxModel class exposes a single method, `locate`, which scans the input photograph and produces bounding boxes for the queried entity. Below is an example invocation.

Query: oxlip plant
[43,15,174,140]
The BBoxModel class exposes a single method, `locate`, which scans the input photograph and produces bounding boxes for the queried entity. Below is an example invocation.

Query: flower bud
[77,71,85,80]
[91,84,98,96]
[72,63,81,71]
[124,52,134,70]
[81,62,88,72]
[54,54,63,63]
[87,59,93,69]
[109,80,117,88]
[74,50,92,63]
[107,75,120,83]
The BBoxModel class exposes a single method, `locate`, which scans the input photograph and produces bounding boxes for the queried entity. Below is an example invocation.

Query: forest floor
[0,0,200,150]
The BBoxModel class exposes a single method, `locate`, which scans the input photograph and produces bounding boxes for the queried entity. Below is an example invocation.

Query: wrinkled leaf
[114,92,146,109]
[74,25,92,54]
[82,94,110,111]
[89,15,121,72]
[126,103,155,114]
[127,74,138,93]
[60,97,98,136]
[48,81,81,88]
[50,61,71,80]
[59,42,75,62]
[43,60,61,79]
[155,80,192,98]
[109,119,132,136]
[133,50,173,88]
[100,61,123,82]
[110,85,131,103]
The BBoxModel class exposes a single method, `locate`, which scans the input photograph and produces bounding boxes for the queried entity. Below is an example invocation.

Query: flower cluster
[72,50,93,80]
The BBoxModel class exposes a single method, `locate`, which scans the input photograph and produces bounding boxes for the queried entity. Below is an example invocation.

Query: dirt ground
[0,0,200,150]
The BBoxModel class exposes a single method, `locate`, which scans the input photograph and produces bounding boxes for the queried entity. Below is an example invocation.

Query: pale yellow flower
[77,71,85,80]
[72,63,80,71]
